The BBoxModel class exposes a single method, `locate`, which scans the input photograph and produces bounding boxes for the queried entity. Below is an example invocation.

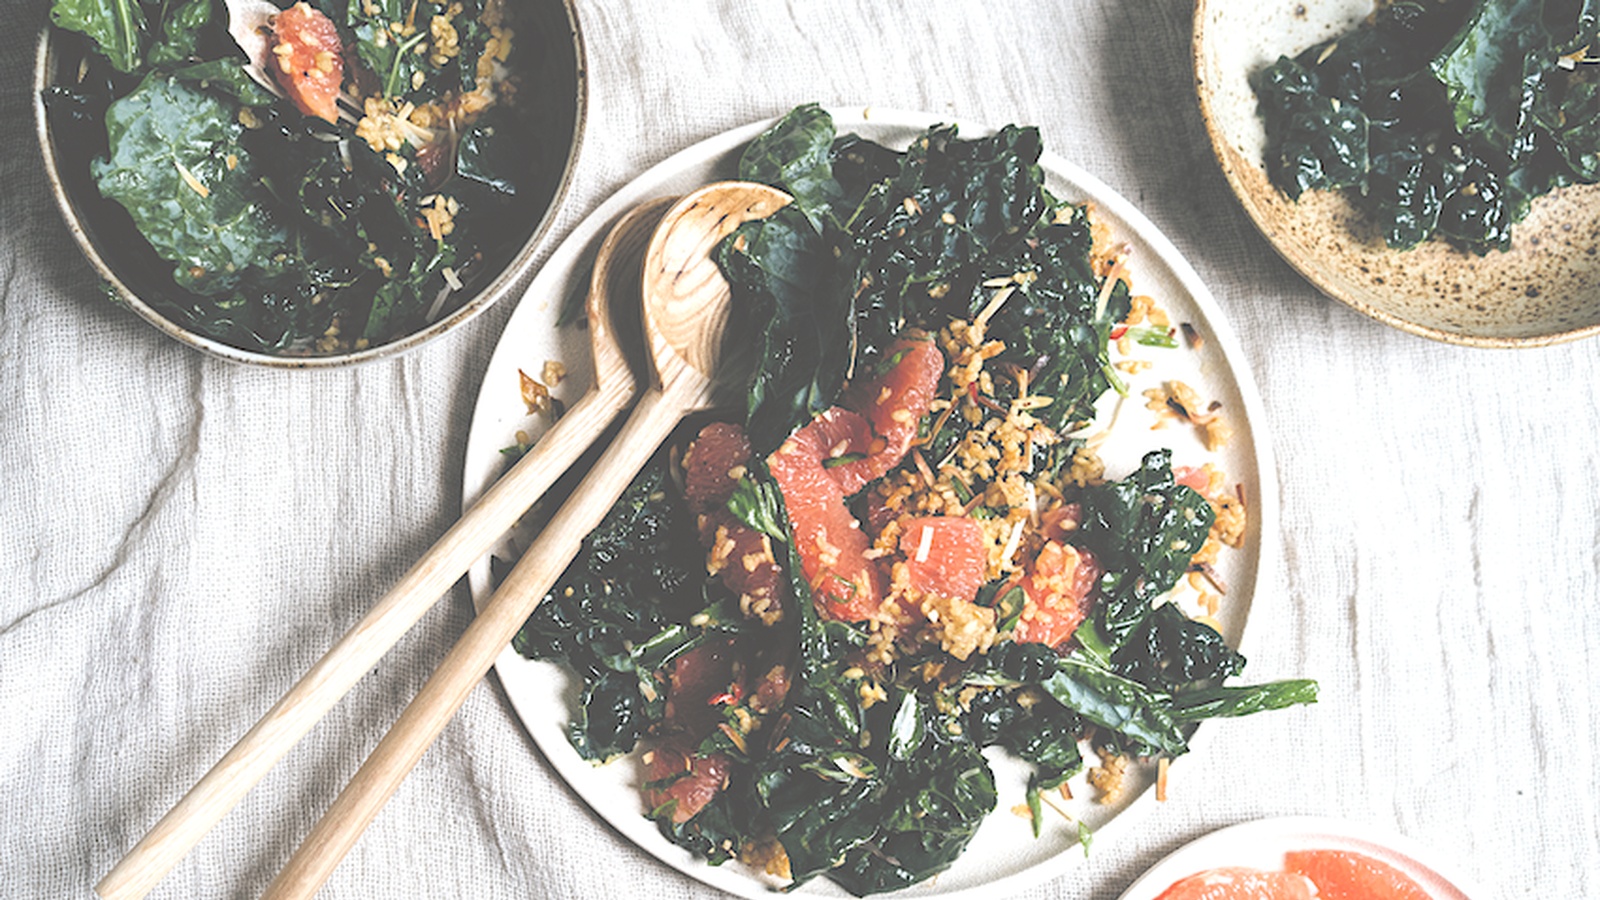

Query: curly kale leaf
[970,202,1130,433]
[716,205,849,455]
[514,462,703,761]
[92,73,295,295]
[737,103,846,232]
[844,123,1046,370]
[1074,449,1215,643]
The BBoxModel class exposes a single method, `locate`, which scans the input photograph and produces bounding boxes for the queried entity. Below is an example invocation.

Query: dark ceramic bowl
[34,0,585,367]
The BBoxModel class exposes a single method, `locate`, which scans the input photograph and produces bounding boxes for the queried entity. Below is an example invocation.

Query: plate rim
[1190,0,1600,349]
[462,104,1281,899]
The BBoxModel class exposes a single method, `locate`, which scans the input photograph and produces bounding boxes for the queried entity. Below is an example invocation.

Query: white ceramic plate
[1115,816,1484,900]
[461,107,1278,898]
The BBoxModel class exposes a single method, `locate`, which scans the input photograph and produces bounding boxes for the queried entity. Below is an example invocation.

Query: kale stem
[385,31,430,96]
[1101,358,1128,397]
[114,0,138,68]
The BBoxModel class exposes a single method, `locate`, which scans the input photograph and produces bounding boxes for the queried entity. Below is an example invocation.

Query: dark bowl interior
[34,0,585,367]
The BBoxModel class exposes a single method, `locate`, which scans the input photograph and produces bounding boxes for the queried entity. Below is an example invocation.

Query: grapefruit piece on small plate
[1117,816,1482,900]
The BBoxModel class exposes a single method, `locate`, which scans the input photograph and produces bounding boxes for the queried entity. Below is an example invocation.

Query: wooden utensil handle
[260,384,692,900]
[93,383,632,900]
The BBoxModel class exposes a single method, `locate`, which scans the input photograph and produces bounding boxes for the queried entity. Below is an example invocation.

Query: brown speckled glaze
[1193,0,1600,347]
[34,0,587,368]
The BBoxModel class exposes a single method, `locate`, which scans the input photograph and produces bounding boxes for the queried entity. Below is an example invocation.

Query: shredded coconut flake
[999,519,1025,568]
[174,162,209,198]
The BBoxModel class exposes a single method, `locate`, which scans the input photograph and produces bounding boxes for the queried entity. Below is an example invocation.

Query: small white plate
[462,107,1278,898]
[1116,816,1484,900]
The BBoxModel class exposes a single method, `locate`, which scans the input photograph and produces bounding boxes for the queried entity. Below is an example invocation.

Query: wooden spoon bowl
[641,182,792,399]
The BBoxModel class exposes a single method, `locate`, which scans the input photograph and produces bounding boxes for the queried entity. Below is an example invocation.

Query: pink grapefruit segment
[1013,541,1101,648]
[898,516,986,603]
[642,737,731,824]
[271,2,345,123]
[1285,850,1434,900]
[767,427,884,621]
[1153,867,1318,900]
[765,337,945,622]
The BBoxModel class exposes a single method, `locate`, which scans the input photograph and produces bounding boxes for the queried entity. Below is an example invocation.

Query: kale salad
[505,106,1316,896]
[1254,0,1600,254]
[44,0,549,354]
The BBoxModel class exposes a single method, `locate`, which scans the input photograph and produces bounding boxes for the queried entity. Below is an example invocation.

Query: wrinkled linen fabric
[3,0,1598,898]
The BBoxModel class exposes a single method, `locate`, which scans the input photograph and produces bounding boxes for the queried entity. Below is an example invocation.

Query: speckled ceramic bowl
[34,0,585,368]
[1193,0,1600,347]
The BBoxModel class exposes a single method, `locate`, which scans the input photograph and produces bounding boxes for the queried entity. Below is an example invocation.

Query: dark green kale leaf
[1074,449,1214,644]
[971,202,1130,434]
[845,123,1046,371]
[514,462,703,760]
[1111,601,1244,691]
[963,639,1189,759]
[1540,69,1600,180]
[1171,679,1320,722]
[717,205,850,455]
[1253,0,1600,253]
[724,469,789,543]
[92,73,295,296]
[737,103,846,232]
[1251,57,1370,199]
[829,688,997,897]
[1433,153,1517,251]
[1042,656,1187,756]
[146,0,215,66]
[829,132,903,214]
[51,0,148,72]
[1429,0,1549,155]
[170,58,279,107]
[965,644,1085,788]
[455,105,527,200]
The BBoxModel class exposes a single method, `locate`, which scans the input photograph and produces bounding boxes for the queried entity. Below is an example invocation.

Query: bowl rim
[32,0,588,369]
[1190,0,1600,349]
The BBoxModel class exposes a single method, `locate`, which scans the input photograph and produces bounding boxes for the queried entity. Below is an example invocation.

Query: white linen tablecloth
[4,1,1597,898]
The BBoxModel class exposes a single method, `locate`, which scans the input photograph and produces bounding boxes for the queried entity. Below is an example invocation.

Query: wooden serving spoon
[93,197,675,900]
[259,181,793,900]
